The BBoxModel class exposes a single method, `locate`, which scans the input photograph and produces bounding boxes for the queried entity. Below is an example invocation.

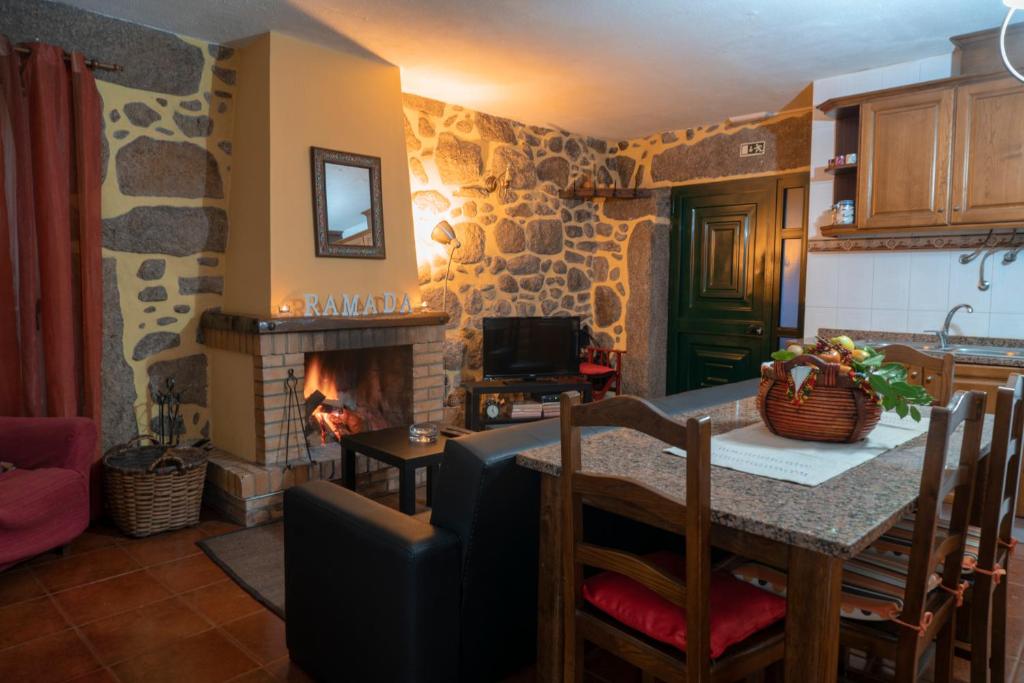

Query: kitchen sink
[945,345,1024,359]
[867,340,1024,359]
[903,342,1024,359]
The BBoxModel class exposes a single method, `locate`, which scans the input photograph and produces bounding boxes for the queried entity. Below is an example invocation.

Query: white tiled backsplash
[805,251,1024,340]
[805,53,1024,343]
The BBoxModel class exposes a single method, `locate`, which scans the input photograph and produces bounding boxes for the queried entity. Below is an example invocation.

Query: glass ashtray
[408,422,439,444]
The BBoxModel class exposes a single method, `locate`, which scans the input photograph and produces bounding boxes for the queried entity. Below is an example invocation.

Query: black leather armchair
[284,421,554,683]
[284,379,759,683]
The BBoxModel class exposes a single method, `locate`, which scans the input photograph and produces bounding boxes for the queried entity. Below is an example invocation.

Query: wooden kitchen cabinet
[857,89,954,229]
[820,71,1024,236]
[953,362,1017,413]
[950,76,1024,224]
[953,362,1024,517]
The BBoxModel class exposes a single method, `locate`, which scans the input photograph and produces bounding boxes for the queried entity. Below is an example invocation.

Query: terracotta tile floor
[0,515,305,683]
[1,505,1022,683]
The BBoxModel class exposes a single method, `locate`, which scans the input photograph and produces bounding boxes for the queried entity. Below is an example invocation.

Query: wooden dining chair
[559,392,787,683]
[958,373,1024,683]
[838,390,987,683]
[881,343,956,406]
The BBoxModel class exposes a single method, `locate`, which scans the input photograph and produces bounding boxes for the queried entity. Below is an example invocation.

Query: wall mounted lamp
[1001,0,1024,83]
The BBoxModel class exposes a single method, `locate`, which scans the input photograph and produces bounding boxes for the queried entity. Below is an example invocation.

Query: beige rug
[197,521,285,618]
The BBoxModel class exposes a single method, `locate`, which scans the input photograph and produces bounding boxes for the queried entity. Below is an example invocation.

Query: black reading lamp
[431,220,461,314]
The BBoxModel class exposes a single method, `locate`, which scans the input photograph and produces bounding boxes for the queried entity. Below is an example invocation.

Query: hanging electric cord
[1001,1,1024,83]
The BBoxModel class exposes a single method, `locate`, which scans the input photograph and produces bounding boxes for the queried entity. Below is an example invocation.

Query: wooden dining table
[515,392,994,683]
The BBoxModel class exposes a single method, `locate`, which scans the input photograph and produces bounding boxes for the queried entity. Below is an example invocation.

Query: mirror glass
[311,147,385,258]
[325,163,372,246]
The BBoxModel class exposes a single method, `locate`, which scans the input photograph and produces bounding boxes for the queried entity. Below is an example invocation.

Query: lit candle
[278,303,291,314]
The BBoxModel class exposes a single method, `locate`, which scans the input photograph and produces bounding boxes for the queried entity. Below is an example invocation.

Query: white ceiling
[57,0,1013,138]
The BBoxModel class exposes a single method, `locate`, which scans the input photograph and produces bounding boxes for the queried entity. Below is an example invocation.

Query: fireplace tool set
[283,368,314,469]
[152,377,183,446]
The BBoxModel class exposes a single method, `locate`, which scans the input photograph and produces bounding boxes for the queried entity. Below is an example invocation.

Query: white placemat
[665,411,930,487]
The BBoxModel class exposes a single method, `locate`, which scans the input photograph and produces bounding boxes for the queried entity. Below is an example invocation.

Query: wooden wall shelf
[824,163,857,175]
[558,188,652,200]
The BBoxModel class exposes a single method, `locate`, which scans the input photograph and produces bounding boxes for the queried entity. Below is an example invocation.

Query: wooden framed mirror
[310,146,386,258]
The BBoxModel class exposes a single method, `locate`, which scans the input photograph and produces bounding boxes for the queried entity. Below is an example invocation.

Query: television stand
[463,378,593,431]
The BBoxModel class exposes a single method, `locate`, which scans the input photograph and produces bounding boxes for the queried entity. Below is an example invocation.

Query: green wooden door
[668,179,777,393]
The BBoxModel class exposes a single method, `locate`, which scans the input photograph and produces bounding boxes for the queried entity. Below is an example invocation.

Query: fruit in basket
[830,335,856,351]
[769,335,934,422]
[818,349,841,363]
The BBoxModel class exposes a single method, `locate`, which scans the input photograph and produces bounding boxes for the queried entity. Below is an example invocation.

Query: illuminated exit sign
[740,141,766,157]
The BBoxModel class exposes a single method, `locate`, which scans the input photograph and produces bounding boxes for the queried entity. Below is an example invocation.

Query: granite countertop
[819,329,1024,369]
[516,397,993,559]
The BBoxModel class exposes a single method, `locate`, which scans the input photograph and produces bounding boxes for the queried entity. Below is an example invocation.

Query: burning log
[311,404,364,443]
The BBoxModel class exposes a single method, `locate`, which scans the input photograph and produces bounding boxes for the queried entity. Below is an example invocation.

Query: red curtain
[0,38,103,514]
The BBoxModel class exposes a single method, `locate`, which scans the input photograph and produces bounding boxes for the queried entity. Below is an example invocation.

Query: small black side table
[338,426,448,515]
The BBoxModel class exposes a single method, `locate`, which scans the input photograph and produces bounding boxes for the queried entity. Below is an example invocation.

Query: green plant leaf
[771,350,796,362]
[909,406,922,422]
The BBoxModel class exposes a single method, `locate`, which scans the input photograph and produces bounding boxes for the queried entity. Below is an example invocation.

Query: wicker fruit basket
[757,354,882,443]
[103,436,208,537]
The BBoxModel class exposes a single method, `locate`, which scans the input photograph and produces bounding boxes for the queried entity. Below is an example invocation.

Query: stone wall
[405,99,811,408]
[4,0,236,450]
[404,95,661,421]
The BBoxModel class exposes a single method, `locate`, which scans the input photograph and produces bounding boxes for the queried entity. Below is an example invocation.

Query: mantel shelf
[200,310,450,335]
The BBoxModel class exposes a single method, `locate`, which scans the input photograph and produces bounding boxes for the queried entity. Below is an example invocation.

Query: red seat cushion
[580,362,615,376]
[0,468,89,570]
[582,551,786,659]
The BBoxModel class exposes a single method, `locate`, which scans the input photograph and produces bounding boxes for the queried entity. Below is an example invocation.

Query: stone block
[116,137,224,199]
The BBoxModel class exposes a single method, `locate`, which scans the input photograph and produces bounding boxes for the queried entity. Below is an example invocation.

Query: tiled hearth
[199,311,448,525]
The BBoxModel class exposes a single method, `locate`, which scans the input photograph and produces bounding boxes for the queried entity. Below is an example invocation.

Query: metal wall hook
[960,229,996,264]
[1002,230,1024,264]
[978,249,997,291]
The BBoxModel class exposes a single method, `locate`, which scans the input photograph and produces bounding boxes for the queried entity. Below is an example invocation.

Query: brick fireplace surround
[199,310,448,526]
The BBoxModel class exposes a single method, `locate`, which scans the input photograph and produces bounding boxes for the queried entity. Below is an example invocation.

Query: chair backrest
[881,344,956,406]
[900,390,987,637]
[560,391,712,682]
[975,374,1024,574]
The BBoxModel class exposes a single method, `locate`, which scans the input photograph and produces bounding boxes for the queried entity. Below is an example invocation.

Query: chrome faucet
[926,303,973,349]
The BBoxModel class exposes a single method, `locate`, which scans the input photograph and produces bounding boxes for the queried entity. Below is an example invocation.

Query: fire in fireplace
[303,346,413,444]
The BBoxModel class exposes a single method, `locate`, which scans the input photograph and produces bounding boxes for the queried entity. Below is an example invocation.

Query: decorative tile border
[809,230,1024,253]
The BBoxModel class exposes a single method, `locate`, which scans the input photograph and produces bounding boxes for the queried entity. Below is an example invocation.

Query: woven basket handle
[103,434,160,459]
[146,451,186,474]
[780,354,838,373]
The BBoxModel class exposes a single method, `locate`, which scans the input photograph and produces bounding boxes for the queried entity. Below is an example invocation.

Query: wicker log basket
[757,354,882,443]
[103,436,208,537]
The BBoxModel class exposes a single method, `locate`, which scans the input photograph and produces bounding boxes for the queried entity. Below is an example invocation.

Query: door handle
[747,324,764,336]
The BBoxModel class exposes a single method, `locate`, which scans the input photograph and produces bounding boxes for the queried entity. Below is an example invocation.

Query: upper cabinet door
[951,77,1024,225]
[857,89,954,229]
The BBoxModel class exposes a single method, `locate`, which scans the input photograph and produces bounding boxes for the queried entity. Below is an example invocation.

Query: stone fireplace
[199,310,446,525]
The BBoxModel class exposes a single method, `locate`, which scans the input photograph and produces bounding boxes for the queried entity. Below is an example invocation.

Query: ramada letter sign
[303,292,414,317]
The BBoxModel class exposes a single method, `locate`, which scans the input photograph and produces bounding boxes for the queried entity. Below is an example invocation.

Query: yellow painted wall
[98,35,236,445]
[268,33,420,312]
[224,34,271,317]
[208,348,256,459]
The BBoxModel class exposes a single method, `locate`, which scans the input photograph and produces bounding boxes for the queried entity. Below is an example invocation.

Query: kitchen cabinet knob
[926,375,934,382]
[953,206,961,212]
[911,371,919,379]
[937,207,944,213]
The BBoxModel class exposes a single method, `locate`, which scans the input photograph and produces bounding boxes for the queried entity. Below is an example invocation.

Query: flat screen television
[482,316,581,379]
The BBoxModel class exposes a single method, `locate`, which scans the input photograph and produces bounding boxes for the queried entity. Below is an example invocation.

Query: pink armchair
[0,417,96,570]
